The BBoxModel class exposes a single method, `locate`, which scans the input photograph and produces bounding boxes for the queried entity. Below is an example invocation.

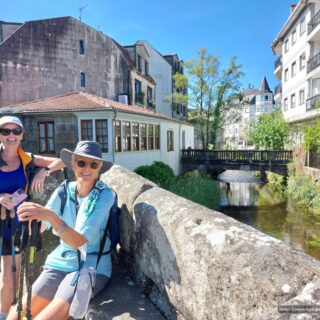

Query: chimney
[290,3,297,13]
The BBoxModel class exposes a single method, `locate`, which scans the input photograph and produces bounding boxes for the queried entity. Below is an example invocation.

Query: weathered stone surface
[100,166,320,320]
[101,165,156,253]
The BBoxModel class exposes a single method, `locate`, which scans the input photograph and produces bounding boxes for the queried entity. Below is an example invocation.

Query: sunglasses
[75,160,100,170]
[0,127,23,136]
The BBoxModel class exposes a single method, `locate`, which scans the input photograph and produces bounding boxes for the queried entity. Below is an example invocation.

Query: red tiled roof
[0,91,173,121]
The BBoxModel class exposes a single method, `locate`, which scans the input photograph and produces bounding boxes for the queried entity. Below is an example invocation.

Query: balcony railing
[306,94,320,110]
[274,56,282,70]
[274,83,282,95]
[308,9,320,34]
[307,52,320,73]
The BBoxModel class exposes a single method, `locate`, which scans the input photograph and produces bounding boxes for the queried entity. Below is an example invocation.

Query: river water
[218,170,320,261]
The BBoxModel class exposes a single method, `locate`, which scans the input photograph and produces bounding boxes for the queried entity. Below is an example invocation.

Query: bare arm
[31,156,66,192]
[17,202,87,249]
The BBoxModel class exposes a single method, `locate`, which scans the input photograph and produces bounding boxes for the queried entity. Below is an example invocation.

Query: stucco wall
[0,17,131,107]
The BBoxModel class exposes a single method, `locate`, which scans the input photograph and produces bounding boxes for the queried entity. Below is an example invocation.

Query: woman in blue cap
[7,141,114,320]
[0,116,64,319]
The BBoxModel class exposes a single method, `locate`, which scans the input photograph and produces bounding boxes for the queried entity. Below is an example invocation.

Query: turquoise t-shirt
[44,180,115,277]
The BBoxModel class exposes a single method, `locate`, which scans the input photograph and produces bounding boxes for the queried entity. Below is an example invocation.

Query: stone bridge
[30,165,320,320]
[181,149,293,176]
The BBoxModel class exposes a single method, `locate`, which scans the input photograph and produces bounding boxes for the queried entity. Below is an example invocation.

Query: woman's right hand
[0,193,14,209]
[17,202,52,222]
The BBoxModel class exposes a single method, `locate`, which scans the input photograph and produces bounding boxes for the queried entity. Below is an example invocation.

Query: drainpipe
[179,122,182,175]
[111,109,117,163]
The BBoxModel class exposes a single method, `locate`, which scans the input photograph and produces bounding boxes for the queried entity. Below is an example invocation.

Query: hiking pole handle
[0,205,6,220]
[29,219,39,263]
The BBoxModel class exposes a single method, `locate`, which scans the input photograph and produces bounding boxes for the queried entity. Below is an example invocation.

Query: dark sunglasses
[0,127,23,136]
[76,160,100,169]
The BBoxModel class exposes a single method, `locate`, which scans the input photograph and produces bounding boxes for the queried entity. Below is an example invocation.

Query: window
[245,118,249,123]
[292,29,297,45]
[132,122,139,151]
[265,95,269,100]
[135,79,142,104]
[79,40,85,55]
[140,123,147,150]
[122,121,131,151]
[285,39,289,53]
[96,120,108,152]
[148,124,154,150]
[256,106,260,112]
[291,94,296,108]
[291,62,296,77]
[245,107,249,113]
[137,54,142,71]
[167,130,174,151]
[299,89,305,105]
[155,125,160,149]
[38,122,55,153]
[300,17,306,35]
[81,120,93,140]
[147,86,153,108]
[284,98,288,111]
[145,61,149,75]
[80,72,86,87]
[115,120,121,152]
[284,68,289,81]
[299,53,306,70]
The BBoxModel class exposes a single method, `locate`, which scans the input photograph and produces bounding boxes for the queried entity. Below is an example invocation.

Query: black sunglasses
[0,127,23,136]
[76,160,100,170]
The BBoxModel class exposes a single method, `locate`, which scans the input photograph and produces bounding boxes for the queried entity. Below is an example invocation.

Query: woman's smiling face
[0,123,24,148]
[72,155,102,183]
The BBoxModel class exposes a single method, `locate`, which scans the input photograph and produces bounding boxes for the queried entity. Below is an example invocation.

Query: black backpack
[57,180,120,265]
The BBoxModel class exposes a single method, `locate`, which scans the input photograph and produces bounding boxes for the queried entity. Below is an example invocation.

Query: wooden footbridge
[181,149,293,176]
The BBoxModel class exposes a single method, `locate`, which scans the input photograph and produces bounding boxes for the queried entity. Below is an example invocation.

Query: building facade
[223,77,275,148]
[0,17,156,109]
[272,0,320,125]
[0,92,193,174]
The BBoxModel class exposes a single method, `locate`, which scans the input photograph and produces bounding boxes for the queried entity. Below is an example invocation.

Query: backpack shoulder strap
[57,179,70,215]
[96,191,117,268]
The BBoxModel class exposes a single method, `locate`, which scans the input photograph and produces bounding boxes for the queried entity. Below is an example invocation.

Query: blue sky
[1,0,295,92]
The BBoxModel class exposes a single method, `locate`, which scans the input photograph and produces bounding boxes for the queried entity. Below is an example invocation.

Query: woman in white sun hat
[0,115,64,320]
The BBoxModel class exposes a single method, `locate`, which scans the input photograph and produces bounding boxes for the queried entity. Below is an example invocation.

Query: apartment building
[223,77,274,149]
[272,0,320,125]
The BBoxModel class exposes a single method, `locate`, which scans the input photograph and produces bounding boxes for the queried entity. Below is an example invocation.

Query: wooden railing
[181,149,293,163]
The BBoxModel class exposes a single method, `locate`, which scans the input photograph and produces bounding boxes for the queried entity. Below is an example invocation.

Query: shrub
[134,161,175,188]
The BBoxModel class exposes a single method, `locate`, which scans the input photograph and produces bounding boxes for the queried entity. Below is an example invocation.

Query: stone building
[0,16,155,110]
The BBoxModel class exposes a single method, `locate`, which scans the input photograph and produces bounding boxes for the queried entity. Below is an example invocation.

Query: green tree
[168,48,243,149]
[247,110,290,150]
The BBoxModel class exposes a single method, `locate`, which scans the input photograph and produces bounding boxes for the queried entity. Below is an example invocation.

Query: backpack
[57,180,120,264]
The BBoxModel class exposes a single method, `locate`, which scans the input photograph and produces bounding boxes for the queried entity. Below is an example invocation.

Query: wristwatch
[44,166,50,176]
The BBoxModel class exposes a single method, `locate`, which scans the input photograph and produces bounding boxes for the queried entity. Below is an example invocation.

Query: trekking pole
[16,248,25,320]
[25,219,41,320]
[10,208,18,305]
[0,205,6,272]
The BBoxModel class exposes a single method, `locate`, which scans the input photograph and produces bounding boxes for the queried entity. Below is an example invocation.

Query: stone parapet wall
[33,165,320,319]
[303,166,320,183]
[102,165,320,320]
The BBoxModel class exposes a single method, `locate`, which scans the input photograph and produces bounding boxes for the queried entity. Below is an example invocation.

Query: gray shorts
[32,267,110,304]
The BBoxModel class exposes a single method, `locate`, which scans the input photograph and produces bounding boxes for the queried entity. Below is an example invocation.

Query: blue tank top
[0,162,27,238]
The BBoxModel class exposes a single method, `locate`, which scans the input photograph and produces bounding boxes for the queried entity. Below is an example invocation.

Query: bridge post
[260,169,267,183]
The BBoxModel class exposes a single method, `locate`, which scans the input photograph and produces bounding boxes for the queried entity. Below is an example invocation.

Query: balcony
[274,56,282,79]
[274,83,282,95]
[306,94,320,110]
[307,52,320,73]
[308,9,320,34]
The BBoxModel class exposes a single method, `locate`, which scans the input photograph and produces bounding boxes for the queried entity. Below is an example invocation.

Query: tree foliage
[169,48,243,149]
[247,110,290,150]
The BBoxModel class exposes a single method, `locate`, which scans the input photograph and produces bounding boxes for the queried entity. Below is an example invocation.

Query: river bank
[217,170,320,261]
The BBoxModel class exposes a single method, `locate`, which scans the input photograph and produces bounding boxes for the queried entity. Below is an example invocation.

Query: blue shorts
[32,267,110,304]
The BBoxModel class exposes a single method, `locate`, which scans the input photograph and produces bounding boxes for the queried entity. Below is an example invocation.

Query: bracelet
[55,220,69,237]
[43,166,50,177]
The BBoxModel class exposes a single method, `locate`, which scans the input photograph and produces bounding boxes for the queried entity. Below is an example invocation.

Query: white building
[223,77,275,148]
[1,92,193,175]
[272,0,320,125]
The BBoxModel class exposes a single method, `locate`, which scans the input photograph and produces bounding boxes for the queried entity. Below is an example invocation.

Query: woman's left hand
[17,202,50,222]
[31,168,47,193]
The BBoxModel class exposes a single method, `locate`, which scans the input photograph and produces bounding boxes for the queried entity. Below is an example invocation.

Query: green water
[218,170,320,261]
